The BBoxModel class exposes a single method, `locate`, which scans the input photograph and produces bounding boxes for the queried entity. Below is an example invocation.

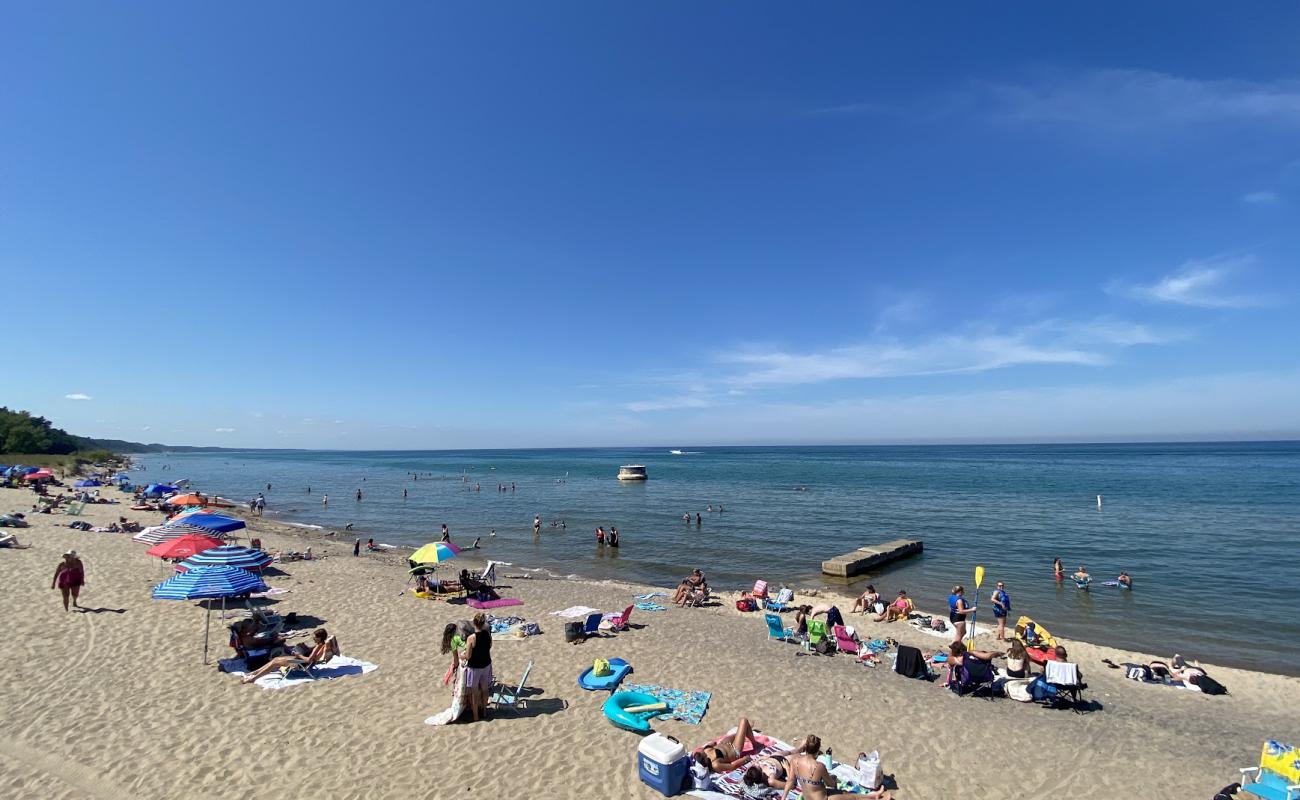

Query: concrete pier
[821,538,923,578]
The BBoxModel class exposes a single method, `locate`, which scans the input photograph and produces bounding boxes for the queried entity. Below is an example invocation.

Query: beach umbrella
[409,541,460,565]
[152,564,268,662]
[23,469,54,481]
[146,534,224,560]
[161,514,246,536]
[164,493,237,508]
[74,479,102,488]
[177,545,272,573]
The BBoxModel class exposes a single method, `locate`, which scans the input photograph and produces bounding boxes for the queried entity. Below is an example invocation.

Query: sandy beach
[1,483,1297,800]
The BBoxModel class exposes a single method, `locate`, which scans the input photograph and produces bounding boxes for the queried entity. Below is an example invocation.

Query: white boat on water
[669,449,683,455]
[617,465,648,481]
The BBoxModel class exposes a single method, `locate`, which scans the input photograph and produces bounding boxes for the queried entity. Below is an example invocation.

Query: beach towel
[549,605,600,618]
[218,655,377,690]
[635,602,667,611]
[250,587,291,598]
[425,665,468,726]
[910,617,986,639]
[688,732,798,800]
[467,597,523,610]
[623,682,711,725]
[635,592,669,600]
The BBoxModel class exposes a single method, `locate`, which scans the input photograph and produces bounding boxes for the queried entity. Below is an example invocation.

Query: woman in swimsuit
[52,551,85,611]
[780,736,835,800]
[1053,557,1064,580]
[850,585,880,615]
[694,716,761,773]
[240,628,339,684]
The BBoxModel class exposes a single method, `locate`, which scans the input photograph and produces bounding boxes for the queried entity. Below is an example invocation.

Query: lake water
[133,442,1300,675]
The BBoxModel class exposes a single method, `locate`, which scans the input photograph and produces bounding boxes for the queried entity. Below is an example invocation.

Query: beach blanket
[218,655,377,690]
[250,587,291,598]
[635,602,667,611]
[688,732,798,800]
[425,665,468,726]
[909,617,987,639]
[549,605,600,618]
[635,592,668,600]
[467,597,523,610]
[623,682,710,725]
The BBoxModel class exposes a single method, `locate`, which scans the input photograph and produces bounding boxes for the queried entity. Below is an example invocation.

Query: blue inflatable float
[602,691,668,733]
[578,657,632,692]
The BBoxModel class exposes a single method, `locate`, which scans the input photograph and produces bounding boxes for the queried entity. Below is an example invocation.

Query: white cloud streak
[974,69,1300,133]
[64,393,92,401]
[214,427,236,433]
[1111,256,1269,309]
[1241,190,1279,204]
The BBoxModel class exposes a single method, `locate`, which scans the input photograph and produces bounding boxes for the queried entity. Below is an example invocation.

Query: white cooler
[637,733,689,796]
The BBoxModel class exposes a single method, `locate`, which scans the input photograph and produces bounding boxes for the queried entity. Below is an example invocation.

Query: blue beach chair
[582,612,603,639]
[764,613,794,642]
[490,661,534,712]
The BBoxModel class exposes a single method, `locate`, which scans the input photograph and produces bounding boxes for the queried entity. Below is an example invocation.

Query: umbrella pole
[203,603,211,664]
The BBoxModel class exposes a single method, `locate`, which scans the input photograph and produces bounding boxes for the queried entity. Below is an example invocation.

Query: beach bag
[1194,673,1227,695]
[593,658,611,677]
[857,751,882,789]
[930,618,945,631]
[564,621,583,643]
[521,622,540,637]
[736,598,756,612]
[1004,678,1034,702]
[1125,664,1153,682]
[815,639,834,655]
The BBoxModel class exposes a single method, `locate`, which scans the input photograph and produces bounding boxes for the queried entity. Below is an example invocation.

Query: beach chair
[1044,660,1087,712]
[832,625,860,655]
[805,619,830,653]
[766,587,793,613]
[581,612,604,639]
[952,657,998,699]
[490,660,534,712]
[752,579,768,600]
[602,605,634,632]
[63,501,86,516]
[765,613,795,642]
[1239,740,1300,800]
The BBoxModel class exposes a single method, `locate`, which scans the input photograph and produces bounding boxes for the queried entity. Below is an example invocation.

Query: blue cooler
[637,733,688,796]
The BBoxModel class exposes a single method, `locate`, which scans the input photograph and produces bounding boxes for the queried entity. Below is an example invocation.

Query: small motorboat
[669,450,683,455]
[617,465,648,481]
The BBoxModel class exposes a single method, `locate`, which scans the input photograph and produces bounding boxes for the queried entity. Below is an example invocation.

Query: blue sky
[3,2,1299,448]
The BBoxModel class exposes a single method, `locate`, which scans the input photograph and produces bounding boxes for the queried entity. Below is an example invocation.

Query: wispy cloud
[214,427,235,433]
[1110,255,1269,309]
[808,101,890,116]
[1241,190,1279,205]
[715,316,1177,388]
[64,393,92,401]
[141,426,152,432]
[970,69,1300,135]
[625,395,713,413]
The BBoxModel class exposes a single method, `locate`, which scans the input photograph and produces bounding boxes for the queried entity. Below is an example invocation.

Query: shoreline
[3,482,1299,799]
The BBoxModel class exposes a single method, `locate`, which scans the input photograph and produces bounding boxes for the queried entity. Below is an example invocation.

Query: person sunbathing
[240,628,338,684]
[874,590,913,622]
[673,569,705,604]
[693,716,761,773]
[850,585,881,615]
[0,531,31,548]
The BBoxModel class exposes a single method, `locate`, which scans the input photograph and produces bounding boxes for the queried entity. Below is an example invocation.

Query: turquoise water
[134,442,1300,675]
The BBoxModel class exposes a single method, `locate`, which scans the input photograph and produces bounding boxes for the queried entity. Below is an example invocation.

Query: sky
[3,2,1300,449]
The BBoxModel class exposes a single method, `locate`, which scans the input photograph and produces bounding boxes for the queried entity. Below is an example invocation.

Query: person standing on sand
[948,585,975,644]
[991,581,1011,641]
[353,538,360,557]
[52,550,85,611]
[463,613,493,722]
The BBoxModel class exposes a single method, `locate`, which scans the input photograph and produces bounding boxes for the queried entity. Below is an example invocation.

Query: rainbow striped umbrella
[409,541,459,565]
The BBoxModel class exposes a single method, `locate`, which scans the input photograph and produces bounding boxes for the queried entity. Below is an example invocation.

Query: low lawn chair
[752,579,768,600]
[766,586,793,613]
[581,612,603,639]
[832,625,860,655]
[1239,740,1300,800]
[764,613,794,642]
[602,605,634,632]
[1044,660,1087,712]
[952,657,998,699]
[63,501,86,516]
[805,619,830,653]
[490,660,534,712]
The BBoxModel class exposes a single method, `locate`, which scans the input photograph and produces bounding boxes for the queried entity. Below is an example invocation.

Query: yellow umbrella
[409,541,460,565]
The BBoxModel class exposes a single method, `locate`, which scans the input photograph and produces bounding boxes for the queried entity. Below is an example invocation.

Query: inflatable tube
[578,657,632,692]
[602,691,665,732]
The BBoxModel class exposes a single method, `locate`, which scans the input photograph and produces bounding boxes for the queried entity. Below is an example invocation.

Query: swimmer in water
[1117,571,1132,588]
[1053,557,1063,580]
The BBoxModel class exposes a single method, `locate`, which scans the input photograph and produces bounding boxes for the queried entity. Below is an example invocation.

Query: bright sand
[1,485,1297,799]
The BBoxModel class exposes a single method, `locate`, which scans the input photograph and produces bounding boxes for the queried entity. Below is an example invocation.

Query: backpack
[815,639,834,655]
[1125,665,1153,682]
[1194,673,1228,695]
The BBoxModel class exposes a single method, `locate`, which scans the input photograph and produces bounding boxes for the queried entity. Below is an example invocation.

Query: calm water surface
[134,442,1300,675]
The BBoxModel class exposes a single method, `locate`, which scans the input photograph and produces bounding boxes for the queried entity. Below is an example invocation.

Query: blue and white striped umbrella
[162,514,246,536]
[152,564,268,600]
[152,564,269,663]
[177,545,272,573]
